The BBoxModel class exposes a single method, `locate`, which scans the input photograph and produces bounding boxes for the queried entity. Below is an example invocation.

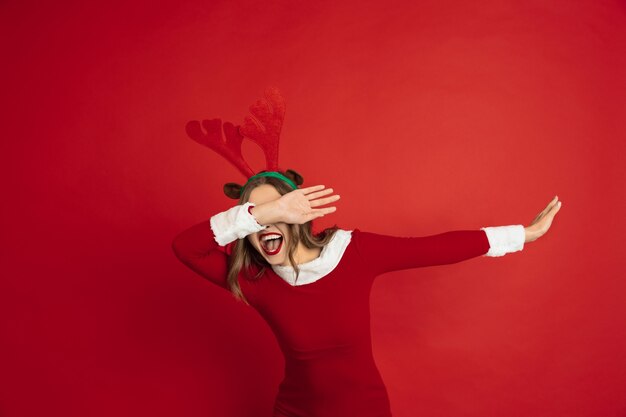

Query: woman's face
[246,184,291,266]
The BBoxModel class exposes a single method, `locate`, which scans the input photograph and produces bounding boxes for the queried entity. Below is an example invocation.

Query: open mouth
[260,232,284,256]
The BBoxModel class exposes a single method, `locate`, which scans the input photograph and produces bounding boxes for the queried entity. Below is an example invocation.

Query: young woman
[172,171,562,417]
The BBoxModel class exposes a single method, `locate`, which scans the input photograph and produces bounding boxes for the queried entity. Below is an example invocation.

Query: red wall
[2,1,625,416]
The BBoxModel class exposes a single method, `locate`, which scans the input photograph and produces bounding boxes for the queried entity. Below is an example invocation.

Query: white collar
[271,229,353,286]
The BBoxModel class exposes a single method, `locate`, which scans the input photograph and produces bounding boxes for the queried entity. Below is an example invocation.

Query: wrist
[249,201,279,226]
[524,226,537,243]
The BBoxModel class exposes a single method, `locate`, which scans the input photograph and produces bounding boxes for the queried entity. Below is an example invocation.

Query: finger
[304,208,333,223]
[536,196,559,221]
[300,184,326,194]
[531,210,544,224]
[310,194,341,207]
[545,197,560,214]
[541,197,557,214]
[546,195,559,210]
[550,200,562,214]
[307,188,335,200]
[303,211,325,223]
[312,206,337,216]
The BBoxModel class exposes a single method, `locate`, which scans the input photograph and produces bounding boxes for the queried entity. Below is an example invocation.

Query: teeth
[261,234,282,253]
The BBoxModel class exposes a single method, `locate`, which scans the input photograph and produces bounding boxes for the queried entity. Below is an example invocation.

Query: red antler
[185,118,255,178]
[239,86,285,172]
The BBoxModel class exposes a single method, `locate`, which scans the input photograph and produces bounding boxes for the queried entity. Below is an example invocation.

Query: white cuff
[209,202,269,246]
[480,225,525,257]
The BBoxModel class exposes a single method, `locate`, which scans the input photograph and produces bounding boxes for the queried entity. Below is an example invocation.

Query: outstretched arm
[351,195,563,277]
[352,228,493,276]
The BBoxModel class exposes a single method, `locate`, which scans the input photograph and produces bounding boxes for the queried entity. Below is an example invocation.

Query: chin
[265,254,287,266]
[261,246,287,265]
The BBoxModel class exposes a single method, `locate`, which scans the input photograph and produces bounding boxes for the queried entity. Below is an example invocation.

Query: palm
[275,185,340,224]
[527,196,562,242]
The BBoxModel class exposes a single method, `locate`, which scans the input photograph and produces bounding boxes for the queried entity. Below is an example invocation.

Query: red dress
[172,220,491,417]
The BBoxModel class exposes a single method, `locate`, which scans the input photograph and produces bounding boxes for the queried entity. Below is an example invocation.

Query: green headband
[242,171,298,192]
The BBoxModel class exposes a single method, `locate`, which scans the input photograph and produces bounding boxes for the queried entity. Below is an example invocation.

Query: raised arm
[351,225,525,277]
[171,202,268,290]
[171,184,340,289]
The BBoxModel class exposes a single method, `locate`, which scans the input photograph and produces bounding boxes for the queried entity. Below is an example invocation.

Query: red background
[2,1,625,416]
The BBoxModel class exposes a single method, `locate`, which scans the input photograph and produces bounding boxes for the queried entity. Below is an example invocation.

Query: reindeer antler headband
[184,86,303,199]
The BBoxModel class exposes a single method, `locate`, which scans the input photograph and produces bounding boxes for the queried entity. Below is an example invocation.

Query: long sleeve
[480,225,525,257]
[171,202,268,289]
[352,228,491,277]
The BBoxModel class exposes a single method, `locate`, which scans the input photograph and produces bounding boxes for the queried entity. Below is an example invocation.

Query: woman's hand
[273,185,340,225]
[524,196,562,243]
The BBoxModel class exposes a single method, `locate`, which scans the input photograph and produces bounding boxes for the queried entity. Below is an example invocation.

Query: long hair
[227,172,339,305]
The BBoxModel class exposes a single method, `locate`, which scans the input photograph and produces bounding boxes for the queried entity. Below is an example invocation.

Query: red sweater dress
[171,209,508,417]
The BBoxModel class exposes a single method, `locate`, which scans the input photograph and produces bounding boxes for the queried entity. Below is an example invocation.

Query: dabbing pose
[172,87,562,417]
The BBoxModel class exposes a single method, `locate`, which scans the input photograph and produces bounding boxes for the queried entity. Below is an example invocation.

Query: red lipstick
[259,232,283,256]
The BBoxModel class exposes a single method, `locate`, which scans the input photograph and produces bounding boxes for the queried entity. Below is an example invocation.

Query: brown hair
[226,172,339,305]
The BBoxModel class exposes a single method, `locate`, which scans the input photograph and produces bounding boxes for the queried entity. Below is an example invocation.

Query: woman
[171,170,562,417]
